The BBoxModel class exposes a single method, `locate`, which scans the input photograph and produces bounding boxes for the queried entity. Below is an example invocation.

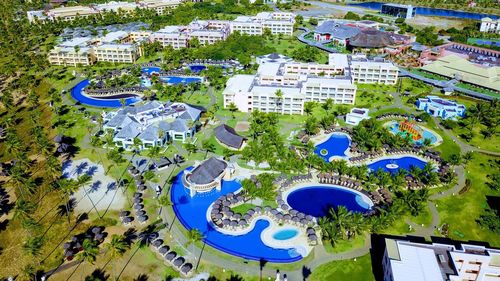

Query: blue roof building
[416,96,466,120]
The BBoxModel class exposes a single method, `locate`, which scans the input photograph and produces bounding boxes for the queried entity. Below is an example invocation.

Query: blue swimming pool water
[287,185,372,218]
[71,80,141,108]
[160,76,202,85]
[189,65,207,73]
[367,156,427,174]
[273,229,299,240]
[171,168,302,263]
[314,133,350,161]
[388,123,438,145]
[142,67,161,75]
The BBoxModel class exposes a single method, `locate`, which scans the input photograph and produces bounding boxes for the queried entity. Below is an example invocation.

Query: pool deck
[383,120,443,147]
[353,153,436,168]
[206,210,313,257]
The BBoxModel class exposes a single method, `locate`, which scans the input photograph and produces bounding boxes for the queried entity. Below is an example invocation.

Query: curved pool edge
[356,154,432,167]
[71,79,141,108]
[170,169,304,263]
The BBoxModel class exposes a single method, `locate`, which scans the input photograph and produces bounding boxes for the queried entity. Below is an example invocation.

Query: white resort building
[480,17,500,33]
[383,238,500,281]
[27,0,184,23]
[48,13,295,65]
[183,157,234,197]
[102,101,201,150]
[223,53,398,115]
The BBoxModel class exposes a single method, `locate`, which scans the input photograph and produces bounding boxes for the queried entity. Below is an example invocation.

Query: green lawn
[323,235,366,254]
[355,86,395,109]
[435,153,500,247]
[449,122,500,153]
[309,254,375,281]
[231,203,257,215]
[456,82,500,99]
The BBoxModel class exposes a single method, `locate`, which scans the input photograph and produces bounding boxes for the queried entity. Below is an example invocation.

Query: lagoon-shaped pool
[171,168,302,263]
[286,184,373,218]
[71,80,141,108]
[314,133,351,162]
[367,156,427,174]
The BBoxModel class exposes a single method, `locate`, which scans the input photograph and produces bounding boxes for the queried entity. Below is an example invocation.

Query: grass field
[435,153,500,247]
[309,254,375,281]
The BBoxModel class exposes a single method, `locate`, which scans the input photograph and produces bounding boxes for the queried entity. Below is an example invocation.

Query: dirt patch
[62,158,126,213]
[234,121,250,132]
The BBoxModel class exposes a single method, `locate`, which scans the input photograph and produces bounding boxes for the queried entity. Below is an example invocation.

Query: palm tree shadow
[86,268,110,280]
[226,274,244,281]
[133,273,149,281]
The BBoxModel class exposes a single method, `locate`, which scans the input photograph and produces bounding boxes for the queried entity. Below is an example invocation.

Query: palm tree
[104,234,129,271]
[132,137,143,154]
[274,89,283,113]
[13,199,35,221]
[227,102,238,119]
[67,238,100,281]
[22,236,44,257]
[184,143,198,155]
[119,98,126,108]
[186,228,205,270]
[201,140,215,159]
[115,223,164,281]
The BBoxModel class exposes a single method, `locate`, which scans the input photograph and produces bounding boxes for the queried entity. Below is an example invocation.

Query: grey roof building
[183,157,234,197]
[102,101,201,150]
[214,124,246,150]
[188,157,228,185]
[348,29,396,48]
[314,21,361,40]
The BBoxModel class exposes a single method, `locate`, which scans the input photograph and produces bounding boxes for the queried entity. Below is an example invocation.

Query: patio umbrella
[165,252,177,261]
[233,213,241,220]
[212,204,220,210]
[306,228,315,235]
[270,209,279,215]
[308,234,317,240]
[239,219,247,226]
[94,233,104,241]
[91,227,102,234]
[305,215,314,221]
[283,214,291,220]
[137,184,147,191]
[236,195,244,202]
[71,236,79,243]
[134,203,144,210]
[222,206,230,212]
[173,257,185,267]
[123,217,133,223]
[119,210,129,217]
[214,213,223,219]
[222,200,230,206]
[254,206,261,212]
[243,214,251,220]
[222,219,230,226]
[281,204,290,211]
[136,210,146,217]
[247,209,255,215]
[226,192,234,198]
[230,220,238,227]
[64,249,74,257]
[264,206,271,212]
[133,192,142,198]
[62,242,72,249]
[225,211,234,217]
[300,218,308,225]
[230,198,238,205]
[181,263,193,274]
[138,215,148,222]
[276,213,284,220]
[211,208,219,215]
[292,216,300,222]
[289,210,298,216]
[133,198,143,204]
[159,245,170,254]
[277,200,285,206]
[152,239,163,248]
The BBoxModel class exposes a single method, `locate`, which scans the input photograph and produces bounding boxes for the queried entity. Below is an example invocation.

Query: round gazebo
[183,157,234,197]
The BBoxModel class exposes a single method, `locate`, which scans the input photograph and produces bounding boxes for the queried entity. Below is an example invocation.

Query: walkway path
[399,69,496,101]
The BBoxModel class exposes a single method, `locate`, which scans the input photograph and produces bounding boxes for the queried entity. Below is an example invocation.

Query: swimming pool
[367,156,427,174]
[160,76,202,85]
[142,67,161,75]
[71,80,141,108]
[387,122,439,145]
[189,65,207,73]
[171,168,302,263]
[314,133,351,161]
[272,229,299,240]
[286,185,372,218]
